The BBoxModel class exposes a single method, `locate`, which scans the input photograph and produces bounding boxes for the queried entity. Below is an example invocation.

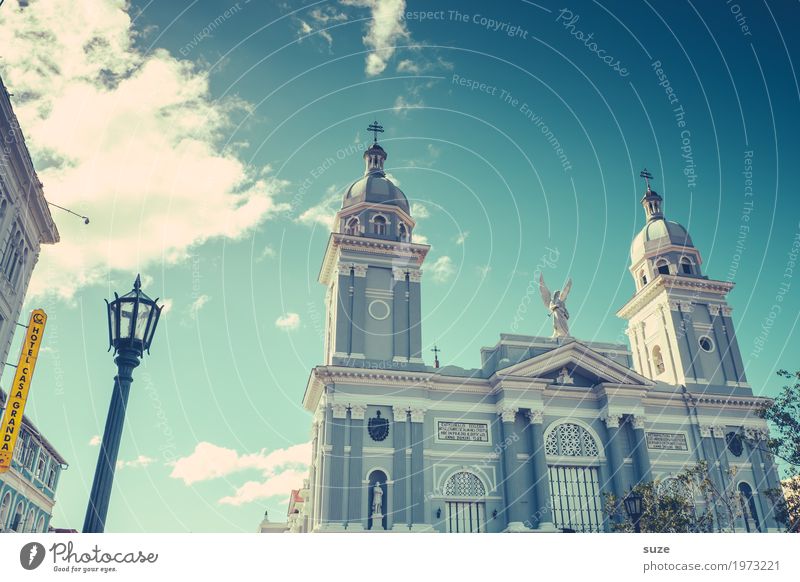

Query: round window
[698,336,714,352]
[368,299,391,320]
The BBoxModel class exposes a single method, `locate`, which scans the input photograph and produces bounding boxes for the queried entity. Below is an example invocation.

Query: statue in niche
[372,483,384,517]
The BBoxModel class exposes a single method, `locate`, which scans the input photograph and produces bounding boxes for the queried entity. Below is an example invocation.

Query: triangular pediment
[498,341,654,387]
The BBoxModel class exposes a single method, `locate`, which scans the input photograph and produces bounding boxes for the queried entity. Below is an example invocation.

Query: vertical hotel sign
[0,309,47,472]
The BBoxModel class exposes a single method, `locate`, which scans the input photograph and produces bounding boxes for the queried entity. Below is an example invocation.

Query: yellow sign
[0,309,47,472]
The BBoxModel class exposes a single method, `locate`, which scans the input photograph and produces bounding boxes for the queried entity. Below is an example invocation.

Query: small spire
[432,343,441,369]
[367,120,384,144]
[134,274,142,291]
[639,168,663,222]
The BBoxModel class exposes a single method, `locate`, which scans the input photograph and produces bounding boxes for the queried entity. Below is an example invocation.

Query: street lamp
[83,275,163,533]
[624,490,645,533]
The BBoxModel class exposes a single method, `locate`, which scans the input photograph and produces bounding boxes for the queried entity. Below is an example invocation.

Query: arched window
[372,215,387,235]
[344,217,359,235]
[0,199,7,223]
[739,482,761,532]
[10,502,23,532]
[639,269,648,287]
[367,470,387,531]
[24,508,35,533]
[36,515,46,533]
[0,493,10,531]
[545,423,603,532]
[652,345,666,375]
[545,423,600,457]
[680,257,693,275]
[443,471,486,533]
[398,223,409,242]
[656,259,670,275]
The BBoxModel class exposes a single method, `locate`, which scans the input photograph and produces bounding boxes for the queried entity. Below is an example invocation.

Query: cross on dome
[367,121,384,144]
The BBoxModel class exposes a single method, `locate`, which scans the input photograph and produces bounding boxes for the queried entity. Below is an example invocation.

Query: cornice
[617,275,735,319]
[318,233,429,285]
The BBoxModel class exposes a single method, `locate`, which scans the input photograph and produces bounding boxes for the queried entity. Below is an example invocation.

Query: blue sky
[0,0,798,531]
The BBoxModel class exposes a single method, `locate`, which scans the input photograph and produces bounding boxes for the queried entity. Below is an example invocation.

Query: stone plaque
[646,432,688,451]
[437,421,489,443]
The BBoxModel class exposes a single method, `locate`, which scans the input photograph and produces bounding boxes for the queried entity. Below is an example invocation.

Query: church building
[301,125,781,533]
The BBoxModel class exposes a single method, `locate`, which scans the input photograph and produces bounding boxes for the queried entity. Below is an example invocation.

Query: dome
[342,172,409,213]
[630,217,694,263]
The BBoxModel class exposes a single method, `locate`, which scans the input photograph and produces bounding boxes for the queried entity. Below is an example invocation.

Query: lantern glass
[107,275,162,353]
[119,299,135,339]
[133,301,152,341]
[108,301,118,343]
[624,492,643,520]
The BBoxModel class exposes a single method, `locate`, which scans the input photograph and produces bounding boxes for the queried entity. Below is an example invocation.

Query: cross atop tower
[367,121,384,144]
[431,343,441,369]
[640,168,653,191]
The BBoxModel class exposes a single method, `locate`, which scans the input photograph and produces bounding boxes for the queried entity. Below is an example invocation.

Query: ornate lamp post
[83,275,163,533]
[624,490,645,533]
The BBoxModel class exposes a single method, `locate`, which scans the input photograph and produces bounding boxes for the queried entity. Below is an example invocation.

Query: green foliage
[758,370,800,532]
[604,462,741,533]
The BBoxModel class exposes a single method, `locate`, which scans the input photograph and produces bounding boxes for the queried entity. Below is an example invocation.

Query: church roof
[342,172,409,213]
[630,217,694,263]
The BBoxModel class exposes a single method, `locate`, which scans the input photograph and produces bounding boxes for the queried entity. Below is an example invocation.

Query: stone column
[498,407,528,531]
[409,408,430,531]
[346,405,366,531]
[699,425,725,529]
[527,410,555,530]
[603,414,627,500]
[391,406,408,530]
[631,415,652,485]
[350,265,367,358]
[392,269,410,361]
[323,403,347,530]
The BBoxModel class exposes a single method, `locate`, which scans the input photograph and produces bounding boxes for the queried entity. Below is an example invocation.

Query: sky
[0,0,798,532]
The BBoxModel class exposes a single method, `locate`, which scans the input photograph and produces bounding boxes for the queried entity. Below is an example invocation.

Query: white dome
[630,218,693,263]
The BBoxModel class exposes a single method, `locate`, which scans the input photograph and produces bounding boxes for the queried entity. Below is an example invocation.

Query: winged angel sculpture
[539,274,573,338]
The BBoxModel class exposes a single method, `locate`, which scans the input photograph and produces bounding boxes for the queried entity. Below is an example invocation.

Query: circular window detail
[726,432,744,457]
[698,336,715,352]
[368,299,391,320]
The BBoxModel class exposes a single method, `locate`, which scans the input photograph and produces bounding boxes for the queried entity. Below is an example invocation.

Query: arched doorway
[443,471,486,533]
[545,422,604,532]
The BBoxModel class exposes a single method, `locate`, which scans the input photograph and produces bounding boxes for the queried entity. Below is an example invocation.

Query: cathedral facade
[300,132,781,533]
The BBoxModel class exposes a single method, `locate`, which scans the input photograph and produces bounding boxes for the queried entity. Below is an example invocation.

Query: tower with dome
[295,127,781,534]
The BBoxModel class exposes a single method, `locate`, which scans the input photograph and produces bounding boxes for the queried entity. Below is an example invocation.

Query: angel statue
[539,274,573,338]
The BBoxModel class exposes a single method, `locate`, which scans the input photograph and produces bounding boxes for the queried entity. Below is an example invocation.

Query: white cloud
[189,294,210,318]
[219,469,308,506]
[430,256,455,283]
[159,298,174,315]
[0,1,289,299]
[396,59,421,74]
[478,264,492,279]
[88,435,101,446]
[117,455,156,470]
[341,0,410,76]
[411,203,429,218]
[297,187,340,229]
[392,94,424,117]
[275,312,300,331]
[256,245,275,262]
[455,231,470,245]
[413,232,429,245]
[171,441,311,506]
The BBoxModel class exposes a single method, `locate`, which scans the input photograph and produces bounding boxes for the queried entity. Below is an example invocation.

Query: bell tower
[617,170,748,392]
[319,123,429,368]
